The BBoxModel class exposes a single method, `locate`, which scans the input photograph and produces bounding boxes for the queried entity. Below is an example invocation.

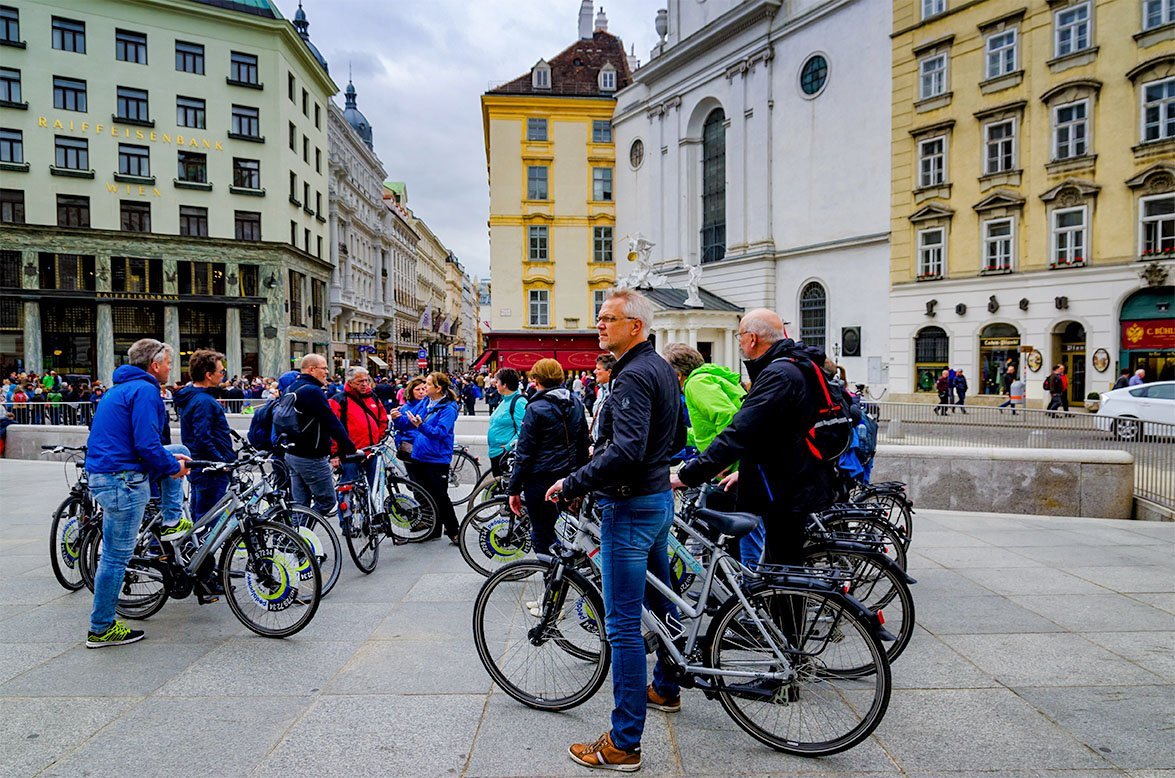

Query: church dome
[343,80,373,151]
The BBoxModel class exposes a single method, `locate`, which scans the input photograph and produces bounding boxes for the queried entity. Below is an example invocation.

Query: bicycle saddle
[695,507,760,539]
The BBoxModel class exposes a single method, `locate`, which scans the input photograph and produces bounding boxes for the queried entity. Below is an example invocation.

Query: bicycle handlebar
[41,444,88,453]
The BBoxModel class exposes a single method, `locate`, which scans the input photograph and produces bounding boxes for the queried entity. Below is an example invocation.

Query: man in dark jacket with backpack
[174,349,235,519]
[280,354,356,518]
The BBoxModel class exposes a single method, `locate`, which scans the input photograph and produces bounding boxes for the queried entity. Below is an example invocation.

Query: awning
[500,350,554,370]
[367,354,388,370]
[556,350,605,370]
[471,349,495,370]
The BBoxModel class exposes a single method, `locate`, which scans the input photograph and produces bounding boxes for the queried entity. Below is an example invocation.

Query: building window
[592,120,612,143]
[288,270,305,325]
[314,103,320,129]
[985,30,1017,80]
[528,289,549,326]
[919,54,947,100]
[301,88,308,117]
[176,95,205,128]
[177,151,207,183]
[178,261,225,295]
[230,51,259,84]
[239,264,258,296]
[289,220,297,246]
[701,108,727,263]
[52,76,86,112]
[799,282,827,350]
[315,147,321,173]
[288,121,296,150]
[593,290,607,320]
[118,143,150,177]
[0,6,20,44]
[120,200,150,232]
[175,41,204,74]
[117,87,149,123]
[984,119,1015,175]
[57,195,89,227]
[1051,206,1087,267]
[235,210,261,241]
[179,205,209,237]
[629,138,644,169]
[303,227,311,253]
[599,66,616,92]
[1140,194,1175,257]
[1053,101,1088,160]
[54,136,88,170]
[528,225,548,261]
[0,127,22,163]
[303,182,310,208]
[918,137,946,188]
[116,29,147,64]
[231,105,260,137]
[982,218,1014,272]
[592,167,613,201]
[527,118,547,141]
[593,226,613,262]
[0,67,20,103]
[799,54,829,97]
[917,228,945,278]
[40,253,95,291]
[289,171,297,201]
[532,63,551,89]
[1142,78,1175,143]
[1143,0,1175,30]
[311,279,326,328]
[0,188,23,224]
[922,0,946,18]
[527,165,548,200]
[1054,3,1091,57]
[315,191,322,215]
[52,17,85,53]
[913,326,949,392]
[302,135,309,163]
[111,257,160,294]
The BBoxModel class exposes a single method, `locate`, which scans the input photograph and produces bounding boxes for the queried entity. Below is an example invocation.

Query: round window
[629,138,644,169]
[799,54,829,97]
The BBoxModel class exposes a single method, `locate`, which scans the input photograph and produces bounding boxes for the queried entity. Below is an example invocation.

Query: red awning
[500,350,555,370]
[556,350,606,370]
[471,349,495,370]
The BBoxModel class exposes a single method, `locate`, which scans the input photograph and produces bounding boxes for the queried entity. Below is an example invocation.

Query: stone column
[23,300,42,374]
[225,307,242,378]
[744,63,773,249]
[164,305,180,383]
[725,70,748,253]
[96,304,114,386]
[724,328,736,371]
[95,256,112,292]
[688,327,698,348]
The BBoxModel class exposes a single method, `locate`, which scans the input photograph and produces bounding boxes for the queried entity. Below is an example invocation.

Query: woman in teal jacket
[403,372,460,542]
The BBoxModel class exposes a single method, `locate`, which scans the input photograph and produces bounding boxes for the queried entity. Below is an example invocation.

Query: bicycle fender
[805,542,918,585]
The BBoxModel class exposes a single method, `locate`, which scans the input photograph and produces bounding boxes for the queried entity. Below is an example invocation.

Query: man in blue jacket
[85,338,190,648]
[283,354,357,518]
[174,349,235,519]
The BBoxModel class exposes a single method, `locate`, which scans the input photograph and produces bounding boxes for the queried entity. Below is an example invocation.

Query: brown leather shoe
[646,684,681,712]
[568,731,641,772]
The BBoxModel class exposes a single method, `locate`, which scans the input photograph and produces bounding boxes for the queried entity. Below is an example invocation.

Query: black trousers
[406,460,459,538]
[520,477,560,556]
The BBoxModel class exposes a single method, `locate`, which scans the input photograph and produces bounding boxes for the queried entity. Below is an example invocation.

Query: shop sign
[97,291,179,302]
[1121,319,1175,350]
[1062,344,1084,353]
[980,337,1020,348]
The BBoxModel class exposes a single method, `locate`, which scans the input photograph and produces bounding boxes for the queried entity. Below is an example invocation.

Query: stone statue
[616,234,667,289]
[684,262,703,307]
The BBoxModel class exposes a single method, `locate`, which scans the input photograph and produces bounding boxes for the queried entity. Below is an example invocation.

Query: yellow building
[479,3,628,372]
[889,0,1175,404]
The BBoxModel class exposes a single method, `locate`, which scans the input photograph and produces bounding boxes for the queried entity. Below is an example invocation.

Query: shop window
[979,323,1020,395]
[39,253,95,291]
[914,326,949,392]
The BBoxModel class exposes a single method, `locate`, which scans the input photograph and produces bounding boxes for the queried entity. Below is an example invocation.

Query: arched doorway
[1119,286,1174,382]
[913,326,948,392]
[1053,321,1085,405]
[978,323,1020,395]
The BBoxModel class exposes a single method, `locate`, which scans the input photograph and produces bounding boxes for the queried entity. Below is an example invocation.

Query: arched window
[914,326,949,392]
[701,109,726,263]
[799,282,827,349]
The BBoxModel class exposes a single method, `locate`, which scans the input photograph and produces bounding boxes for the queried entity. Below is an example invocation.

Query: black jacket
[286,373,356,459]
[507,387,589,495]
[678,338,834,516]
[563,340,685,499]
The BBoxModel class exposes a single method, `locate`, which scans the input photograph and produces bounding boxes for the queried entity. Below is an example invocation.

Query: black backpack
[772,353,854,463]
[247,398,277,451]
[270,391,304,447]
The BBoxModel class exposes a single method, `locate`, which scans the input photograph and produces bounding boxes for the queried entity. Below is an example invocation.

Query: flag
[419,307,431,331]
[437,314,451,333]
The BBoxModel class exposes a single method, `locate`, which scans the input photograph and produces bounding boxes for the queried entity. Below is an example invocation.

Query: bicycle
[447,444,482,505]
[473,495,893,756]
[43,445,98,591]
[379,442,440,543]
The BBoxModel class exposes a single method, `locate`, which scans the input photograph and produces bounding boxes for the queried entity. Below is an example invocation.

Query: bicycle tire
[447,449,482,505]
[459,497,532,577]
[265,505,342,597]
[81,523,166,622]
[219,520,322,638]
[817,514,908,571]
[385,475,438,543]
[49,494,91,591]
[473,559,610,711]
[802,547,915,663]
[114,535,170,621]
[343,484,379,574]
[853,491,913,549]
[706,586,891,757]
[77,523,101,592]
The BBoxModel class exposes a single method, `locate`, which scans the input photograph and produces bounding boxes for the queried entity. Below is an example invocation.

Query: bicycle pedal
[196,594,220,605]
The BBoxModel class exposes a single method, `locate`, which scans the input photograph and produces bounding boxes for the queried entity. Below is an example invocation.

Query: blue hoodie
[85,365,180,478]
[410,396,458,464]
[173,384,235,464]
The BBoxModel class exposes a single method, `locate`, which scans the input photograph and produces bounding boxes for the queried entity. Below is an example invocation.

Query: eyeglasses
[596,315,635,325]
[152,344,169,363]
[737,330,752,339]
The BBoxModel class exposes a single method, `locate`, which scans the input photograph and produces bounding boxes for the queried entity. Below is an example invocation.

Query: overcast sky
[272,0,662,281]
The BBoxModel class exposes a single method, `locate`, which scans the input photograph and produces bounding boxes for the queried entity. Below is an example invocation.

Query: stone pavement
[1,458,1172,777]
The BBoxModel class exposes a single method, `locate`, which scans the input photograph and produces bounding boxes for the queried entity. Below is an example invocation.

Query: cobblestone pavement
[1,459,1172,777]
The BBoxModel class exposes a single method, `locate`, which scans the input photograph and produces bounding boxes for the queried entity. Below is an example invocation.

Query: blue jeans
[286,453,336,518]
[739,522,766,567]
[89,471,151,633]
[156,443,189,524]
[597,490,679,751]
[189,472,229,521]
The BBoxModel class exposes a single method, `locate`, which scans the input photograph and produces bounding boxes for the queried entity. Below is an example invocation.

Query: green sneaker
[86,620,145,649]
[158,517,194,541]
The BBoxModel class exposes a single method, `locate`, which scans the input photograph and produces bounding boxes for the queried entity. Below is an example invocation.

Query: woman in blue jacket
[390,376,428,460]
[404,372,460,542]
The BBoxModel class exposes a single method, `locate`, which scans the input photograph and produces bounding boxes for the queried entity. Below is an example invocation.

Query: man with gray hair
[84,338,191,648]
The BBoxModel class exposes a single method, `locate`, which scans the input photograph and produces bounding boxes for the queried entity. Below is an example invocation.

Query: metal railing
[874,402,1175,510]
[1,398,269,427]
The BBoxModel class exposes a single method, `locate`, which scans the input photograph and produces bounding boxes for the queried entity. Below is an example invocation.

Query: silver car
[1095,381,1175,440]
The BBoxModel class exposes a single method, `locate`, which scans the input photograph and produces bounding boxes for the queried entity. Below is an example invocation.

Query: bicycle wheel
[854,491,913,549]
[78,523,101,592]
[447,449,482,505]
[265,505,342,597]
[818,514,908,571]
[114,536,170,621]
[49,494,91,591]
[706,586,891,757]
[385,475,437,543]
[219,520,322,638]
[343,485,379,574]
[459,497,532,577]
[473,559,610,711]
[803,548,915,663]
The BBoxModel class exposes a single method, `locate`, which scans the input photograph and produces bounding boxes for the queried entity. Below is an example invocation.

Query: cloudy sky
[272,0,662,281]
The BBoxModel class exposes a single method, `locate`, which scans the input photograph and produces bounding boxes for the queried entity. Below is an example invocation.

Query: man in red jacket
[329,365,389,487]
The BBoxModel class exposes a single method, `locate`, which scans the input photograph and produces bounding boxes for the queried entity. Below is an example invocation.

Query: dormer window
[532,60,551,90]
[599,64,617,92]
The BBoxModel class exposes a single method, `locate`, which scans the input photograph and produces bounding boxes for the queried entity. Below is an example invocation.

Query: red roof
[488,30,632,98]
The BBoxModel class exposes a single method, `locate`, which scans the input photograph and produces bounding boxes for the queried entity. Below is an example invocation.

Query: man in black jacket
[671,308,835,565]
[546,289,685,773]
[284,354,357,517]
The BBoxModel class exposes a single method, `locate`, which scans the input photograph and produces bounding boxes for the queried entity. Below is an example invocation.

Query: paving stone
[1125,593,1175,615]
[938,633,1163,687]
[889,630,998,689]
[1082,632,1175,681]
[6,555,53,576]
[1011,594,1171,633]
[903,568,994,598]
[0,602,96,643]
[373,599,476,641]
[0,642,72,685]
[915,545,1040,568]
[1015,544,1153,568]
[403,571,493,602]
[294,602,395,642]
[327,637,492,695]
[957,567,1111,596]
[157,638,360,697]
[0,640,220,697]
[0,577,75,606]
[0,696,140,777]
[962,528,1091,548]
[915,594,1065,635]
[1072,566,1174,594]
